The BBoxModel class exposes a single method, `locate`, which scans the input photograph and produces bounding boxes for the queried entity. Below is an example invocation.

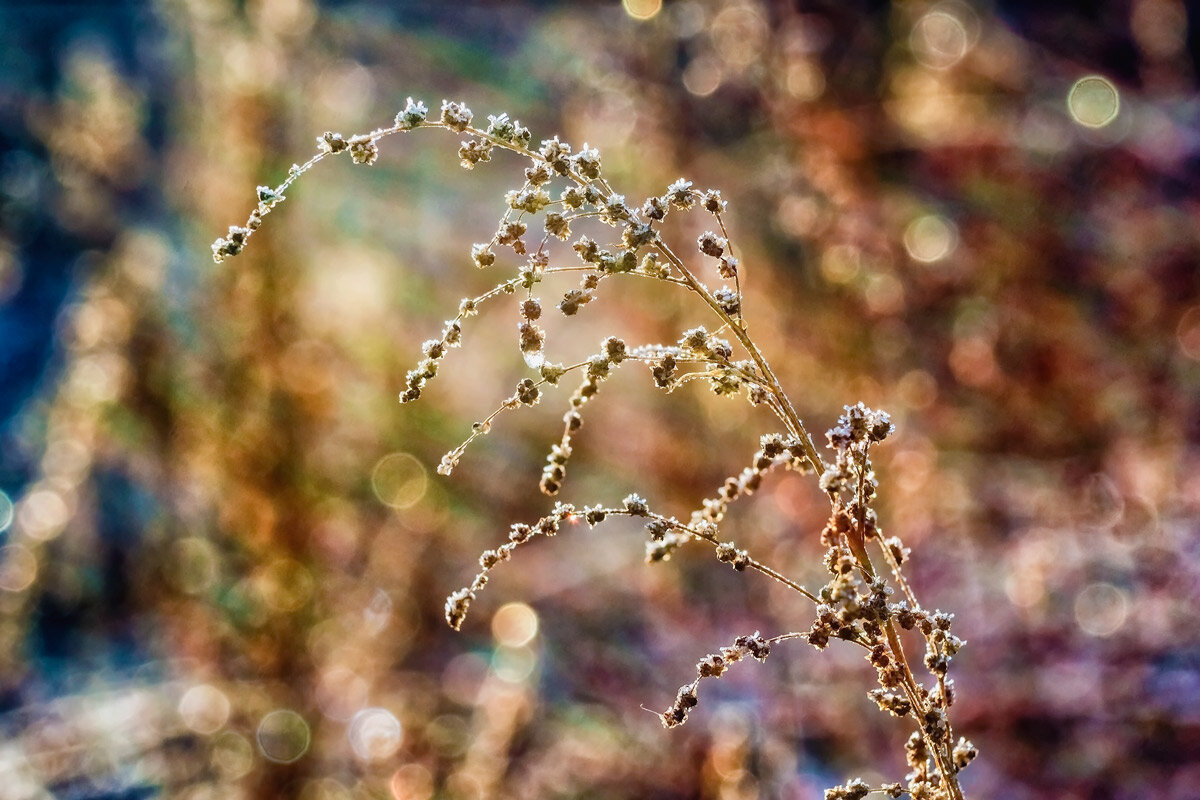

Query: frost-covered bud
[486,112,515,140]
[507,188,550,213]
[539,136,572,174]
[518,321,545,356]
[640,252,668,278]
[572,145,602,179]
[396,97,428,128]
[735,632,771,661]
[572,236,600,264]
[645,518,670,541]
[586,354,611,380]
[471,243,495,268]
[869,409,895,442]
[716,542,750,570]
[558,288,594,316]
[696,654,726,678]
[497,220,527,253]
[458,137,493,169]
[602,194,631,224]
[714,287,740,316]
[561,186,585,209]
[257,185,284,206]
[667,178,695,209]
[544,212,570,239]
[445,588,473,630]
[602,250,637,273]
[681,326,709,353]
[642,195,668,220]
[440,99,473,131]
[524,162,551,186]
[953,737,978,770]
[318,131,347,154]
[539,362,566,384]
[623,494,649,516]
[718,255,738,279]
[702,189,727,213]
[349,135,379,165]
[622,222,655,249]
[603,336,627,362]
[652,354,677,388]
[697,231,726,257]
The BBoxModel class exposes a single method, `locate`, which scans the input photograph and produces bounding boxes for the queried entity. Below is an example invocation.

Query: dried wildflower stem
[650,239,825,473]
[215,98,971,799]
[612,507,822,605]
[848,450,963,800]
[709,212,744,326]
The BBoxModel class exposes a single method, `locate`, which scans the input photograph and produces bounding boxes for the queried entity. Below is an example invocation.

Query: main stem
[851,453,964,800]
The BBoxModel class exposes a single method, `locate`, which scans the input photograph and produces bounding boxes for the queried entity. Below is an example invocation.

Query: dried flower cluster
[215,98,974,798]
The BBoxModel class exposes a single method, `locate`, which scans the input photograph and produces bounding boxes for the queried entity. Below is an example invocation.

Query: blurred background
[1,0,1198,798]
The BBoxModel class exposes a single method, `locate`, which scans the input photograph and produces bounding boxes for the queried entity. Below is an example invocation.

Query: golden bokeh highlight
[820,244,862,284]
[622,0,662,21]
[1068,76,1120,128]
[0,544,37,593]
[491,602,539,648]
[904,214,957,263]
[371,452,429,510]
[391,763,434,800]
[683,54,723,97]
[178,683,231,735]
[254,557,315,613]
[710,3,767,68]
[211,731,255,780]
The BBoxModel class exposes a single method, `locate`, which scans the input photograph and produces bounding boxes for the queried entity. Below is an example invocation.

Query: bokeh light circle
[179,683,231,735]
[348,707,403,761]
[1074,582,1130,637]
[904,215,957,263]
[622,0,662,21]
[491,602,539,647]
[0,490,13,532]
[371,453,428,510]
[211,731,254,780]
[256,709,311,763]
[1068,76,1120,128]
[911,10,969,69]
[1177,306,1200,360]
[0,544,37,593]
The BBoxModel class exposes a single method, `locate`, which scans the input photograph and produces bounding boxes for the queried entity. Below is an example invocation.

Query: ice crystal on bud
[440,99,473,131]
[396,97,427,129]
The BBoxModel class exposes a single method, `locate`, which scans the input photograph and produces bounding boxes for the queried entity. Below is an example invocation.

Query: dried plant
[214,97,976,799]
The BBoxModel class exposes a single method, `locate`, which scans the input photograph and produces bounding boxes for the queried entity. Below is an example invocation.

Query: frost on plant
[214,98,975,799]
